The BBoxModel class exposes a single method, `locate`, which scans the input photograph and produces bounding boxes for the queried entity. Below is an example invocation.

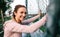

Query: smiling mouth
[20,16,25,18]
[20,16,25,20]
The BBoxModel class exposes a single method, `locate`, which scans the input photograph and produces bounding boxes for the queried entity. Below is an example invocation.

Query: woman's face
[14,7,26,22]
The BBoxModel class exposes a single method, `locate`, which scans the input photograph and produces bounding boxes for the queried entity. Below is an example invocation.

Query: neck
[12,17,21,23]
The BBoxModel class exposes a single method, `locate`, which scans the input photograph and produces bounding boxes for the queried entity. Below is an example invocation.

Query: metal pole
[26,0,28,14]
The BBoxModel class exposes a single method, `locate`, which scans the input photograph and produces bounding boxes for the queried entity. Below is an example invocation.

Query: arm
[22,14,40,23]
[11,14,47,33]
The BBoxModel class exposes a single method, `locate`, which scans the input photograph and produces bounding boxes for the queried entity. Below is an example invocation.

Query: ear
[14,12,17,16]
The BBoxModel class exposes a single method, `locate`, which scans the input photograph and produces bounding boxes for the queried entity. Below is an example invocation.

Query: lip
[20,17,24,20]
[20,16,25,18]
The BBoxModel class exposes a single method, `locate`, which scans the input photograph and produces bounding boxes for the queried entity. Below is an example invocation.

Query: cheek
[15,14,21,19]
[17,13,22,16]
[18,14,22,19]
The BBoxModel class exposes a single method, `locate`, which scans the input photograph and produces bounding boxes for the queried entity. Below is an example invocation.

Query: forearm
[22,15,40,23]
[29,14,47,33]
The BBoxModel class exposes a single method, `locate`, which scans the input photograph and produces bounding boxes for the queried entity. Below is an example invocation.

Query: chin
[20,19,24,21]
[20,18,24,21]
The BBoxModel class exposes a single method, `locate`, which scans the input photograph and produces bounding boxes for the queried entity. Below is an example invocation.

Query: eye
[20,12,26,14]
[20,12,23,14]
[25,12,27,14]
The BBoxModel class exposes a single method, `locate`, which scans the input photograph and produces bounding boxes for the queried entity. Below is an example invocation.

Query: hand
[38,10,42,17]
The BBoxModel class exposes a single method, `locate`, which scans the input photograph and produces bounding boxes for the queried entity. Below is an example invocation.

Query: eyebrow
[20,11,27,14]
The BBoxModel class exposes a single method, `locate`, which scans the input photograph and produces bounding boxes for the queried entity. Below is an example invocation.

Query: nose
[23,13,26,17]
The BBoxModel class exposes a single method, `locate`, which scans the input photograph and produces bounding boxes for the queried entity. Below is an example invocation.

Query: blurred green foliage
[0,16,11,37]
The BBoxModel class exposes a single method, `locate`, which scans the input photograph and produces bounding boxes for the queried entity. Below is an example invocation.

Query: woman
[3,5,47,37]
